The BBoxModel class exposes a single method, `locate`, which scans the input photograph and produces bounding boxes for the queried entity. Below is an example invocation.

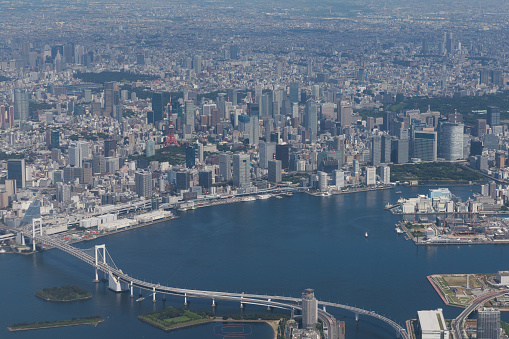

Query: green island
[139,307,289,335]
[35,285,92,302]
[7,316,103,331]
[390,162,486,183]
[138,307,213,331]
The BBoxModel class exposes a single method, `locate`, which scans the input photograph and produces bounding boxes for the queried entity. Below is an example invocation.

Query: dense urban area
[3,0,509,338]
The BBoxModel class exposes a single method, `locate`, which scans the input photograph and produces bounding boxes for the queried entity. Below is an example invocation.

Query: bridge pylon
[32,218,42,251]
[93,244,106,283]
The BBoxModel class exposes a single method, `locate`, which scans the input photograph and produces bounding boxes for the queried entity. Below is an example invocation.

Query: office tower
[391,139,409,164]
[226,89,237,105]
[233,154,250,187]
[104,81,117,117]
[259,142,276,169]
[317,171,328,191]
[184,100,195,129]
[380,166,390,184]
[289,82,300,103]
[353,159,360,177]
[152,92,163,123]
[8,159,25,189]
[104,139,116,157]
[479,69,490,85]
[198,171,213,189]
[219,154,232,181]
[48,130,59,149]
[229,44,239,60]
[371,135,382,166]
[275,143,289,170]
[365,167,376,186]
[305,99,318,142]
[268,160,282,184]
[146,140,155,157]
[248,103,259,146]
[302,289,318,330]
[383,112,396,133]
[56,182,71,203]
[135,171,152,198]
[445,32,454,54]
[421,38,428,54]
[136,54,145,65]
[381,134,392,163]
[439,122,464,160]
[260,93,272,117]
[193,55,202,73]
[186,146,195,168]
[412,131,437,161]
[477,308,500,339]
[487,106,500,127]
[69,141,89,167]
[14,89,29,122]
[476,119,487,136]
[339,105,354,126]
[197,142,204,163]
[492,70,503,87]
[334,170,344,188]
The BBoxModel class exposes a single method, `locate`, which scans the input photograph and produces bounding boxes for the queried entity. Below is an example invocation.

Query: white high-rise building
[366,166,376,186]
[439,122,464,160]
[381,166,391,184]
[68,141,89,167]
[334,170,344,188]
[317,171,328,191]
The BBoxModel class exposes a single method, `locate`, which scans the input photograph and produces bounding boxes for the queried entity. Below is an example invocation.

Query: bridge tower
[93,244,106,283]
[32,218,43,251]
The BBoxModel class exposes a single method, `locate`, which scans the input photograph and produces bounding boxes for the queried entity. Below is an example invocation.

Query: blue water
[2,185,509,338]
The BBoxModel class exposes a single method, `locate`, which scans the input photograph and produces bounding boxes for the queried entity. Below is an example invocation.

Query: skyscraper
[366,166,376,186]
[198,171,213,189]
[268,160,282,184]
[186,146,195,168]
[487,106,500,127]
[184,100,195,129]
[439,122,464,160]
[152,92,163,123]
[8,159,25,189]
[135,171,152,198]
[305,99,318,142]
[289,82,300,103]
[104,139,117,157]
[301,289,318,330]
[412,131,437,161]
[380,166,391,184]
[259,142,276,169]
[248,103,259,146]
[477,308,500,339]
[219,154,232,181]
[104,81,117,117]
[68,141,89,167]
[275,143,290,170]
[14,89,29,122]
[229,44,239,60]
[371,135,382,166]
[233,154,250,188]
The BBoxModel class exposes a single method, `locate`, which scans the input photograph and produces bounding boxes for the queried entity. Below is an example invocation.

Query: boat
[275,196,283,199]
[395,227,404,234]
[242,196,256,202]
[285,193,293,197]
[320,192,331,197]
[396,191,402,194]
[257,194,272,200]
[365,232,368,238]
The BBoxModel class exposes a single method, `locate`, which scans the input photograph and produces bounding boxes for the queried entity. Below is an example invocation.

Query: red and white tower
[165,95,179,147]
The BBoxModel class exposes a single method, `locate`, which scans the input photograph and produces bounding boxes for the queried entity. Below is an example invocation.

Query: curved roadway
[26,232,409,339]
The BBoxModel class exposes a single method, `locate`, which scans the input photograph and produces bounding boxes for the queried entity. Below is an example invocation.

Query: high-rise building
[135,171,152,198]
[198,171,213,189]
[334,170,344,188]
[412,131,437,161]
[8,159,25,189]
[233,154,250,188]
[248,103,259,146]
[48,130,59,149]
[268,160,282,184]
[380,166,391,184]
[480,69,491,85]
[226,89,237,105]
[476,119,487,137]
[381,135,392,163]
[229,44,239,60]
[301,289,318,330]
[146,140,155,157]
[477,308,500,339]
[305,99,318,142]
[186,146,195,168]
[68,141,89,167]
[366,166,376,186]
[104,81,117,117]
[184,100,195,129]
[152,92,163,123]
[391,139,409,164]
[104,139,117,157]
[317,171,328,191]
[487,106,500,127]
[259,142,276,169]
[439,122,464,160]
[275,143,289,170]
[219,154,232,181]
[289,82,300,103]
[14,89,29,122]
[193,55,202,73]
[371,135,382,166]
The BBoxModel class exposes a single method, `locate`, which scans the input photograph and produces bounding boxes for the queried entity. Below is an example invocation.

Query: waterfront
[2,185,509,338]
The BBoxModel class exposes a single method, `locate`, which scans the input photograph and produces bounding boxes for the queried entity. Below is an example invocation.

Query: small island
[7,316,104,331]
[139,307,213,331]
[35,285,92,302]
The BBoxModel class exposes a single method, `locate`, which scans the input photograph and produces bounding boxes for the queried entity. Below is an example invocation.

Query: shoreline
[34,294,92,302]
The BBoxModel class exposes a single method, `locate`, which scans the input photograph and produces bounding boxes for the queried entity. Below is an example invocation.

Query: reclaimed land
[7,316,103,331]
[35,285,91,302]
[138,307,214,331]
[390,162,486,183]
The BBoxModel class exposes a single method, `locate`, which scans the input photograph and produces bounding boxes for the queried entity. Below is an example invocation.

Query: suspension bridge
[20,219,409,339]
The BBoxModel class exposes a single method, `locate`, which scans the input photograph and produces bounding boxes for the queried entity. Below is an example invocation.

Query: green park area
[35,285,92,302]
[404,223,426,238]
[429,274,494,308]
[390,162,485,183]
[8,316,103,331]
